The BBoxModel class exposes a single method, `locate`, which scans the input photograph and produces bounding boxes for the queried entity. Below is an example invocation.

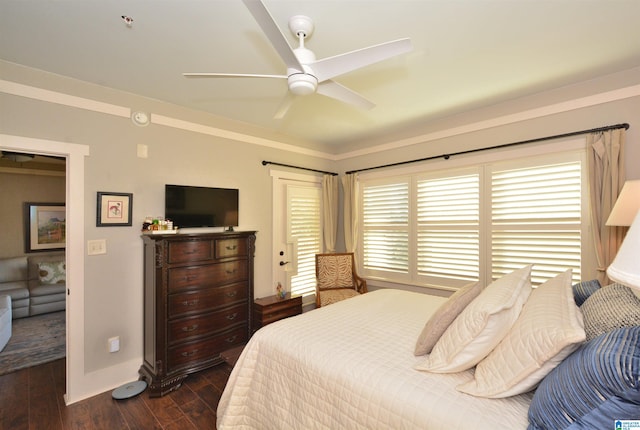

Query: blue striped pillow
[528,326,640,429]
[572,279,601,306]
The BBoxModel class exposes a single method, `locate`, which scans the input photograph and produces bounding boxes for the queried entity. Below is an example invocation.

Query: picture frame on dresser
[24,202,66,253]
[96,191,133,227]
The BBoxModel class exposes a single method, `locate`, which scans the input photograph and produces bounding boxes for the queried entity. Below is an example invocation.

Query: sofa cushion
[27,252,65,281]
[30,283,66,298]
[37,261,66,285]
[0,257,28,283]
[0,283,30,300]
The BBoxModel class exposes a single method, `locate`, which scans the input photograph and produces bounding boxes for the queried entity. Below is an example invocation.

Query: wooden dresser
[139,231,256,397]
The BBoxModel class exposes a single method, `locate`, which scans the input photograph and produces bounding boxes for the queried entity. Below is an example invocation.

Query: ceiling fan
[183,0,412,118]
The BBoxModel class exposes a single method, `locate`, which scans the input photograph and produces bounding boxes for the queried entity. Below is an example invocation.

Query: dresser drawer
[168,240,212,264]
[257,305,300,326]
[253,294,302,329]
[168,326,247,370]
[168,282,248,317]
[168,304,247,344]
[168,260,247,292]
[215,238,247,259]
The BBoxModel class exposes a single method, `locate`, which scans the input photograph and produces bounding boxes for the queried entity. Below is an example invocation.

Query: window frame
[357,137,594,291]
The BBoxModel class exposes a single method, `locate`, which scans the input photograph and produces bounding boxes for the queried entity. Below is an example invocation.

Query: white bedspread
[217,289,533,429]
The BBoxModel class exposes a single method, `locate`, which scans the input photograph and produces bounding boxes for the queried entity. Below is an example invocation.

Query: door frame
[0,134,88,404]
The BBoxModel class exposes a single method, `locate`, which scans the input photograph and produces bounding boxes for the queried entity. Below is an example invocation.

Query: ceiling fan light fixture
[288,73,317,96]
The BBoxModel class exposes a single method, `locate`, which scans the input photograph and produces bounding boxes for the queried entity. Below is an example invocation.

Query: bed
[216,289,533,429]
[217,273,640,430]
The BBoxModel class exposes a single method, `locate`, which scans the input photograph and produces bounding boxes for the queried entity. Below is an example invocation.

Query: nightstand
[253,293,302,331]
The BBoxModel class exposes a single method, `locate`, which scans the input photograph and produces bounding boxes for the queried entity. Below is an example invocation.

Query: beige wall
[0,171,66,258]
[1,59,639,402]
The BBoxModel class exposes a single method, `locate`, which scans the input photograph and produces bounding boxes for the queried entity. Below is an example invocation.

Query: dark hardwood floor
[0,358,233,429]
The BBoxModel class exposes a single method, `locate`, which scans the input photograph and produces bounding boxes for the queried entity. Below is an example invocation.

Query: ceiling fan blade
[311,38,412,83]
[316,80,375,110]
[273,93,296,119]
[242,0,304,72]
[183,72,287,79]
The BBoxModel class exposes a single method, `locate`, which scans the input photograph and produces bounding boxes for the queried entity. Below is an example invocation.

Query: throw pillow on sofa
[37,261,66,284]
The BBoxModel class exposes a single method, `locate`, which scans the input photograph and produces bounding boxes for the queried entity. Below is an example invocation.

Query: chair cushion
[318,289,360,307]
[415,265,532,373]
[457,270,585,398]
[414,281,483,356]
[317,254,353,289]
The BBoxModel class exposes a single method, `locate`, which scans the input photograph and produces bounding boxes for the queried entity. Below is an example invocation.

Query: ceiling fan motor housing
[288,47,318,95]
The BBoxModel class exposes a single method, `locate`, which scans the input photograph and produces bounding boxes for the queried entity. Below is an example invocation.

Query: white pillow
[414,281,483,356]
[457,269,585,398]
[415,265,532,373]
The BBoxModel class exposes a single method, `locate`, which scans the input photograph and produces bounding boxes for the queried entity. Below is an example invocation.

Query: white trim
[151,114,332,159]
[0,80,130,117]
[337,84,640,160]
[2,78,636,162]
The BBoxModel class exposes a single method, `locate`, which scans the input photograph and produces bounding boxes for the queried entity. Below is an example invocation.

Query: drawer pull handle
[225,335,237,343]
[225,245,237,251]
[181,349,198,357]
[226,291,237,298]
[184,275,198,281]
[184,250,196,254]
[182,299,199,306]
[182,324,199,332]
[225,269,237,275]
[226,312,238,320]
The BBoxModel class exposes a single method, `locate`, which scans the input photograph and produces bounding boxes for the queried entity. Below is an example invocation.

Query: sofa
[0,295,11,351]
[0,252,66,319]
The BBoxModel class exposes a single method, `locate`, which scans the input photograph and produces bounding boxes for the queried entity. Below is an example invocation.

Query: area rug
[0,311,65,376]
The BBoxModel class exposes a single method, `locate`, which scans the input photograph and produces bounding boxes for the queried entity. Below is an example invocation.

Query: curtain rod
[346,123,630,175]
[262,160,338,176]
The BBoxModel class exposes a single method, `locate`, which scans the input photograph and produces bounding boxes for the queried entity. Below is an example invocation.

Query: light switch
[87,239,107,255]
[137,143,148,158]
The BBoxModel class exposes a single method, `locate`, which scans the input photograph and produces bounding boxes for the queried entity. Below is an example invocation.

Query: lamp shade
[606,180,640,226]
[607,211,640,291]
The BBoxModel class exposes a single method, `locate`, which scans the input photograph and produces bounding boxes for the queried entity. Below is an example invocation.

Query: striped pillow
[527,326,640,430]
[572,279,601,306]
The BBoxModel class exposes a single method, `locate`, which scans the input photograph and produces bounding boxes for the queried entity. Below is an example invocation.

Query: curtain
[322,174,338,252]
[342,173,359,256]
[587,128,626,284]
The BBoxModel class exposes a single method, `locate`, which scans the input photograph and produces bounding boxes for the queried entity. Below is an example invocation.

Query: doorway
[0,133,88,404]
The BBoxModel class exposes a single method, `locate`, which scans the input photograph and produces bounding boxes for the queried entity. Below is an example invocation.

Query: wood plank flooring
[0,358,233,429]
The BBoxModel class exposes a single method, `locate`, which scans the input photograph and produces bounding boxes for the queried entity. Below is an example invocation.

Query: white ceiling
[1,0,640,150]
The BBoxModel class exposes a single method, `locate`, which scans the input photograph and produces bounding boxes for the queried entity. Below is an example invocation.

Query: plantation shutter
[416,174,480,282]
[287,185,322,297]
[491,161,582,285]
[362,180,410,275]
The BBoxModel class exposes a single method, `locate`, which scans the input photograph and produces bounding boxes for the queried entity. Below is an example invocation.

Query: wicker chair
[315,252,367,307]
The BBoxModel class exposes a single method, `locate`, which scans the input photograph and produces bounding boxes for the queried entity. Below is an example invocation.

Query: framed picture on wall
[96,192,133,227]
[24,202,66,252]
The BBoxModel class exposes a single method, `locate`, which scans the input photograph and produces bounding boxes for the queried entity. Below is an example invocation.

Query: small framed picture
[24,202,66,252]
[97,192,133,227]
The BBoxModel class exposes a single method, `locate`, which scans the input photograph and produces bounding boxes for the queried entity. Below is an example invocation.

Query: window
[362,180,410,278]
[287,185,322,298]
[360,144,587,289]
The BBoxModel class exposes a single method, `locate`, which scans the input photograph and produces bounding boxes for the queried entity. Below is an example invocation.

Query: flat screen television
[165,184,239,229]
